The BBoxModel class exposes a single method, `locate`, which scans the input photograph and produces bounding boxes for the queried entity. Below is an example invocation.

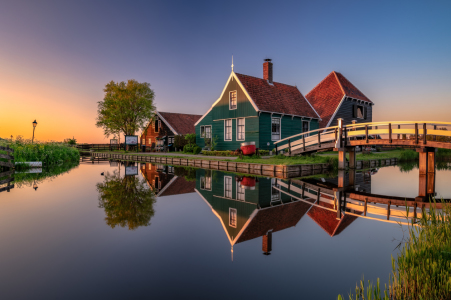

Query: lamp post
[32,120,37,143]
[33,181,38,191]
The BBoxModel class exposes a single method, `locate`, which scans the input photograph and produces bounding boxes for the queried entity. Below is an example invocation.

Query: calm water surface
[1,160,450,300]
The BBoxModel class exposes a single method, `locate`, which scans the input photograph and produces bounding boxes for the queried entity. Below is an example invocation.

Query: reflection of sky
[1,1,451,143]
[3,163,447,298]
[371,164,451,199]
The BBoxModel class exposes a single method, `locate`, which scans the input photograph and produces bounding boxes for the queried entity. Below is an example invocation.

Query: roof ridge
[159,111,202,116]
[332,71,347,96]
[235,72,298,88]
[333,72,372,103]
[305,71,344,97]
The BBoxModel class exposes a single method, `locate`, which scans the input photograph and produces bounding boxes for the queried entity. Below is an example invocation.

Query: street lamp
[32,120,37,143]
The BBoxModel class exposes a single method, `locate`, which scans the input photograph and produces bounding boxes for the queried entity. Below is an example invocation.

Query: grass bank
[13,161,80,188]
[338,200,451,300]
[1,137,80,168]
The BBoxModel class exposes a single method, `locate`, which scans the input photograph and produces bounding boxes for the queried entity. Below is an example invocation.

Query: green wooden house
[195,59,321,151]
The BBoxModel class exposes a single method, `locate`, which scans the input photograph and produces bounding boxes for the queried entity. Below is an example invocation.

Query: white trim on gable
[325,95,347,128]
[156,111,179,135]
[194,71,259,126]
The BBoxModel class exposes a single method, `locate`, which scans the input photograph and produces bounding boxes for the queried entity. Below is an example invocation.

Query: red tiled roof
[159,176,196,197]
[305,71,372,127]
[236,200,314,244]
[235,73,320,118]
[307,202,359,237]
[159,112,202,135]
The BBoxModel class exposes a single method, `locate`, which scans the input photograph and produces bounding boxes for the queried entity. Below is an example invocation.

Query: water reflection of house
[140,164,195,196]
[307,202,359,237]
[195,169,314,256]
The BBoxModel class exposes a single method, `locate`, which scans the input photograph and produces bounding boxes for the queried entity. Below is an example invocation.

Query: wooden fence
[0,145,14,192]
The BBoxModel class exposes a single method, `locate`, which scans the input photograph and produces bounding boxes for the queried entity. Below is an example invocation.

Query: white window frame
[224,119,232,141]
[356,105,364,119]
[168,136,174,144]
[236,181,245,201]
[271,118,281,141]
[200,126,205,138]
[229,208,237,228]
[224,176,232,198]
[236,118,245,141]
[229,90,237,110]
[205,126,211,139]
[168,166,174,174]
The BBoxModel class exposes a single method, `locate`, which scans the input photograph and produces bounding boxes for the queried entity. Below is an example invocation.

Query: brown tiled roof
[305,71,372,127]
[235,73,320,118]
[158,176,196,197]
[159,112,202,135]
[236,200,314,244]
[307,202,359,237]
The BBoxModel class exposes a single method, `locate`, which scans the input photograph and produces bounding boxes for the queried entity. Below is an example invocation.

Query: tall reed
[339,199,451,300]
[0,136,79,166]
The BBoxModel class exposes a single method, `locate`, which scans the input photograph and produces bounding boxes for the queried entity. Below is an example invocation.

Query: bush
[202,149,270,157]
[398,149,419,161]
[183,144,193,153]
[192,146,201,155]
[174,135,188,150]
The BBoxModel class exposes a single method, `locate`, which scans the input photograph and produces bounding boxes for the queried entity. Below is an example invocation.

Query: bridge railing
[274,121,451,155]
[344,121,451,145]
[273,125,339,154]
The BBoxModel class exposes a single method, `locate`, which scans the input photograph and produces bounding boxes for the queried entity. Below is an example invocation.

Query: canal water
[0,160,450,299]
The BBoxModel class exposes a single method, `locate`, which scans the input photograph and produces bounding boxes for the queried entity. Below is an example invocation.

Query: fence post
[423,123,427,145]
[389,123,392,143]
[415,123,419,144]
[288,139,291,156]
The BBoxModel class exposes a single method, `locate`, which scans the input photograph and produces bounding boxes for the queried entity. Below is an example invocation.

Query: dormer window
[229,91,237,110]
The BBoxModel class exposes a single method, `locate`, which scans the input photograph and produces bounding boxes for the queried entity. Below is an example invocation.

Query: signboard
[125,165,138,176]
[125,135,138,145]
[110,139,118,145]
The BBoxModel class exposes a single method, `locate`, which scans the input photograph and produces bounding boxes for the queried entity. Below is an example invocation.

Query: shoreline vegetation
[79,149,451,168]
[338,200,451,300]
[0,137,80,169]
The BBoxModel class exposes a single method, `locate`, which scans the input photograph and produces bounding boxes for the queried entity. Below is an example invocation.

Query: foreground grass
[1,137,79,166]
[338,200,451,300]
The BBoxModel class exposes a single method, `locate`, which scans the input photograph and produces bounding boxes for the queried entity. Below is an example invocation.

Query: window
[148,138,152,144]
[225,119,232,141]
[302,121,309,136]
[229,208,237,228]
[272,118,281,141]
[154,119,160,133]
[224,176,232,198]
[237,182,245,201]
[200,126,205,138]
[205,126,211,139]
[168,166,174,174]
[229,91,237,110]
[168,137,174,144]
[271,178,281,201]
[355,105,364,119]
[201,176,212,190]
[237,118,245,141]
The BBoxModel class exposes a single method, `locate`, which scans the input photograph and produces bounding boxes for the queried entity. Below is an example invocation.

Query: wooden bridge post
[348,147,356,169]
[416,147,436,202]
[397,125,400,140]
[338,148,347,170]
[423,123,427,145]
[415,123,419,144]
[288,139,291,156]
[389,123,392,143]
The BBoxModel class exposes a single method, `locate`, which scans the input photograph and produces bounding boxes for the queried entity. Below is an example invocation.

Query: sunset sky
[1,0,450,143]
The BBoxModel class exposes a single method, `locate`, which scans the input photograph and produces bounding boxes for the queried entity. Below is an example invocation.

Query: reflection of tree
[97,170,156,230]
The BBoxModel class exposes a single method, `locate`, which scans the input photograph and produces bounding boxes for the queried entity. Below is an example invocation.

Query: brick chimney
[263,59,273,84]
[262,231,272,254]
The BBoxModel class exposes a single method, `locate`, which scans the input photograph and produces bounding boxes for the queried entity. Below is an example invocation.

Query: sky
[0,0,450,143]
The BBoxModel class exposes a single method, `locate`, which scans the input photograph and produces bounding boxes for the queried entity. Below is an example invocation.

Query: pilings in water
[416,147,436,202]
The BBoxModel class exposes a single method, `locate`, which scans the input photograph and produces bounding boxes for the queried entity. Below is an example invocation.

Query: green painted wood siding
[258,113,320,150]
[196,75,259,150]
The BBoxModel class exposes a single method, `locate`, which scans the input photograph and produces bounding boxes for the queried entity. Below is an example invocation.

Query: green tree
[97,170,156,230]
[96,80,156,137]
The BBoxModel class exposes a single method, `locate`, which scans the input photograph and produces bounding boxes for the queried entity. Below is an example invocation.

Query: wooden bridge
[274,120,451,156]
